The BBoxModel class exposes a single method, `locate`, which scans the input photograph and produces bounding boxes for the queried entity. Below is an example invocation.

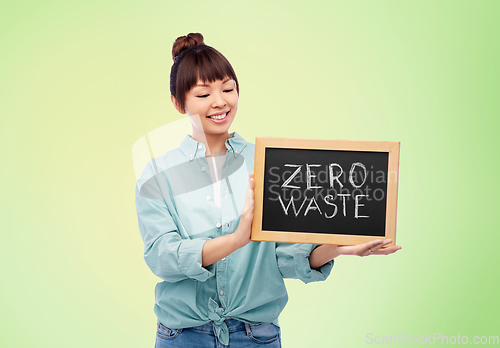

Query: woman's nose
[212,91,226,107]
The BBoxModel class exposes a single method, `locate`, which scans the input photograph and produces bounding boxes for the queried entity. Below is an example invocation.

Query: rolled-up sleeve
[135,163,214,283]
[275,243,334,284]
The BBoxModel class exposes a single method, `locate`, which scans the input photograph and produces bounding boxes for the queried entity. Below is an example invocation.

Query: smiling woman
[135,32,401,348]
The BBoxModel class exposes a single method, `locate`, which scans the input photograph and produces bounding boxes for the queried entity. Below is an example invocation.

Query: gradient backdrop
[1,1,499,347]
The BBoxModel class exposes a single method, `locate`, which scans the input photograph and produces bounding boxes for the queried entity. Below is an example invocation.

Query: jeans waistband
[191,318,246,333]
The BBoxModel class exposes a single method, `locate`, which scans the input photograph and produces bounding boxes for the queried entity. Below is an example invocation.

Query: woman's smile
[207,110,230,123]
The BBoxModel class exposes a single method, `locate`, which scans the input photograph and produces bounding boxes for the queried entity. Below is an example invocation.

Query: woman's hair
[170,33,239,111]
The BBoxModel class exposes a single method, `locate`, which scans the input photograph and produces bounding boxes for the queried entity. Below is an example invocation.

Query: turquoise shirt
[135,131,334,345]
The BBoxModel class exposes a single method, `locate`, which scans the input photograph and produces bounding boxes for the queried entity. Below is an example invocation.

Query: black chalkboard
[251,137,400,246]
[262,148,388,236]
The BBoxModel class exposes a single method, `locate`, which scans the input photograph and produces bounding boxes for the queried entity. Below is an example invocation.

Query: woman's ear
[171,95,185,114]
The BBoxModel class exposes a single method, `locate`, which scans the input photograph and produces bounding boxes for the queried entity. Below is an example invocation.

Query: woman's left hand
[338,239,401,257]
[309,239,402,268]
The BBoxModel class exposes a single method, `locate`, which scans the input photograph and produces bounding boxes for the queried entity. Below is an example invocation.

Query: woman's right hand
[232,173,255,249]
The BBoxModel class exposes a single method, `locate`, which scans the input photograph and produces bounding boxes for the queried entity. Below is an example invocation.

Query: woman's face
[177,77,239,139]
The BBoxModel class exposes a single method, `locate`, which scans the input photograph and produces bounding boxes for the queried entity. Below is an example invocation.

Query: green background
[1,1,499,347]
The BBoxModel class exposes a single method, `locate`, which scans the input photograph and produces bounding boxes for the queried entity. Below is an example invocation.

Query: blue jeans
[154,319,282,347]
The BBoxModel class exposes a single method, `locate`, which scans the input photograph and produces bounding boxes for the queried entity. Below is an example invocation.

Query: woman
[135,32,401,347]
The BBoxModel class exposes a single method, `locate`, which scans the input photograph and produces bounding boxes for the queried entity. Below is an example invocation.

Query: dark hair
[170,33,239,111]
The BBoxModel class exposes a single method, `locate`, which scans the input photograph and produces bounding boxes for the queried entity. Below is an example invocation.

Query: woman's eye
[197,89,232,98]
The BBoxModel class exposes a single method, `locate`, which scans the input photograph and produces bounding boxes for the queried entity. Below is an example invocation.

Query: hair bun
[172,33,205,61]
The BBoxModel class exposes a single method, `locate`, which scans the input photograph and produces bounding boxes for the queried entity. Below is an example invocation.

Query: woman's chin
[203,118,234,135]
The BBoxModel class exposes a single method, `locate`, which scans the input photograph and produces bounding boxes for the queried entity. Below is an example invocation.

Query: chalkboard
[251,137,400,246]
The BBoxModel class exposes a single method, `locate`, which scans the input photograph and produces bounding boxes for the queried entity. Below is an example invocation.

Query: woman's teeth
[209,112,227,119]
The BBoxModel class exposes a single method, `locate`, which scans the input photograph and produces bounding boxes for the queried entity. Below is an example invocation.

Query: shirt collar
[179,131,248,161]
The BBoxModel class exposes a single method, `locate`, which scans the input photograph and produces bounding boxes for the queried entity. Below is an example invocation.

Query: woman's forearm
[201,221,253,267]
[201,233,239,267]
[309,245,342,269]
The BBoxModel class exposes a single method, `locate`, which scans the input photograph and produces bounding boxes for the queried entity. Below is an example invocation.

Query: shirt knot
[208,298,229,345]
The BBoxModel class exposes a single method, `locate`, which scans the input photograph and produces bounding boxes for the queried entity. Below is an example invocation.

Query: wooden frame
[251,137,400,246]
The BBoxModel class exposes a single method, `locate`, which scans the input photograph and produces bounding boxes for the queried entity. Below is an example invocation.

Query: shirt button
[220,290,224,296]
[235,150,238,154]
[189,154,193,159]
[198,144,203,149]
[222,257,226,261]
[201,166,206,171]
[226,222,230,227]
[216,223,221,228]
[207,195,211,200]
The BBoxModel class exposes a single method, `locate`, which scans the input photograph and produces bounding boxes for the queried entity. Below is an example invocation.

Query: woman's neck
[191,130,232,157]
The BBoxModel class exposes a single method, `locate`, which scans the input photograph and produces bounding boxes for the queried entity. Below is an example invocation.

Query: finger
[358,240,382,257]
[247,188,255,205]
[246,178,254,192]
[374,245,402,255]
[362,239,384,254]
[370,239,393,253]
[249,174,255,190]
[247,197,255,214]
[243,188,252,210]
[245,179,255,197]
[247,187,254,202]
